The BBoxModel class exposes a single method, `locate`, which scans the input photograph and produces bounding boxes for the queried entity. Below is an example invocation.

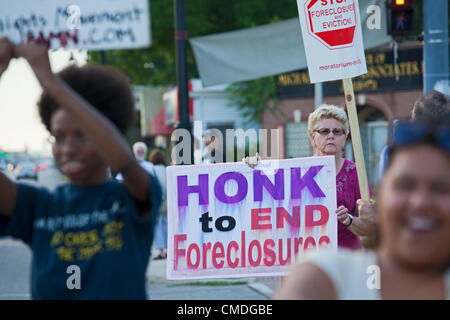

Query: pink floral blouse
[336,159,372,250]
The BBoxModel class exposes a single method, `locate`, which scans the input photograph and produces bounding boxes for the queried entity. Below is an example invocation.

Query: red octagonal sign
[305,0,357,49]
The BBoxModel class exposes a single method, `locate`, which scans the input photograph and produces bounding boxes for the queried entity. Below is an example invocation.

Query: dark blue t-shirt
[0,175,161,300]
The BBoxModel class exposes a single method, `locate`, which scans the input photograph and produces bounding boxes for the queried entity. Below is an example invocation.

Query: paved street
[0,239,31,300]
[0,169,272,300]
[147,283,267,300]
[1,167,65,191]
[145,255,271,300]
[0,239,270,300]
[0,169,62,300]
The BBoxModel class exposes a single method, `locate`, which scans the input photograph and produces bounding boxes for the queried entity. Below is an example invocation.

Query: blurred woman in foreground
[275,121,450,299]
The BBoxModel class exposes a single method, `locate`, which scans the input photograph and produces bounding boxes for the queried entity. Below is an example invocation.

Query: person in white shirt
[116,142,154,180]
[149,149,167,260]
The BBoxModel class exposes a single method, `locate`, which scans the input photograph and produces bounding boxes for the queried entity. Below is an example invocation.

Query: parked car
[15,161,38,181]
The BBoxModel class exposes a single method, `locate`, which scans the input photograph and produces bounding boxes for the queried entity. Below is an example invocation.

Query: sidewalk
[145,254,279,299]
[248,276,282,299]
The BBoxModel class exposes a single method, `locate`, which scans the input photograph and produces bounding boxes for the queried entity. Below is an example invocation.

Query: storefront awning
[152,107,174,136]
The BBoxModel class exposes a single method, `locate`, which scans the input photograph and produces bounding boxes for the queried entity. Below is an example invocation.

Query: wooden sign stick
[342,78,370,201]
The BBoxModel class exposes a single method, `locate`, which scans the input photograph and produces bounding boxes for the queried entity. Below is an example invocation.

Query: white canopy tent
[190,0,392,87]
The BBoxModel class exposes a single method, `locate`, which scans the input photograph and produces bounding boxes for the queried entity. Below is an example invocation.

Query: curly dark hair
[149,149,166,166]
[38,64,135,134]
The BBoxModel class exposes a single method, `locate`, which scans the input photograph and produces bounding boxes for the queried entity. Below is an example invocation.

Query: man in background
[116,142,154,180]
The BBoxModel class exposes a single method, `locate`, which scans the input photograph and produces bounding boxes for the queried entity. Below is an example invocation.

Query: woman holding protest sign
[245,105,375,250]
[275,120,450,299]
[307,105,375,250]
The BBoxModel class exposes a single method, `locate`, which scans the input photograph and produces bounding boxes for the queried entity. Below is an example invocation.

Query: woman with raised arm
[0,37,162,299]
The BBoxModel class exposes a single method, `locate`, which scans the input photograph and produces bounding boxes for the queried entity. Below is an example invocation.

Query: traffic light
[387,0,414,36]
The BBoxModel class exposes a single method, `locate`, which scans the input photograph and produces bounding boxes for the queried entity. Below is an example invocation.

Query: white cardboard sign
[296,0,367,83]
[0,0,151,51]
[166,156,337,280]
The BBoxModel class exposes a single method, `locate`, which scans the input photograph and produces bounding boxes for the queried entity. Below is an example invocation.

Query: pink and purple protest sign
[166,156,337,280]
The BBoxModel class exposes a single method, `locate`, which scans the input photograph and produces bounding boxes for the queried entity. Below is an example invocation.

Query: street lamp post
[174,0,193,164]
[100,50,106,65]
[423,0,449,94]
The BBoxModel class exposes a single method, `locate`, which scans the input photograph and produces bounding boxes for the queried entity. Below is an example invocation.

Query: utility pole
[423,0,449,94]
[174,0,193,164]
[100,51,106,65]
[314,83,323,108]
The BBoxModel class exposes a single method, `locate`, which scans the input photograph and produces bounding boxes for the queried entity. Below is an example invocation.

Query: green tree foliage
[226,76,288,125]
[88,1,439,125]
[88,0,298,86]
[88,0,299,124]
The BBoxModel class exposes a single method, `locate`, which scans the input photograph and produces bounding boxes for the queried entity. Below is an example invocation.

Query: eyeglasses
[314,128,346,136]
[392,121,450,153]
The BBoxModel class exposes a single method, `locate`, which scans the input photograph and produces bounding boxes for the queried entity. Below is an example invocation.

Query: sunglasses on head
[392,121,450,153]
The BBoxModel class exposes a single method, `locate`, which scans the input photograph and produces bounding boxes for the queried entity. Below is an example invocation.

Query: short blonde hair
[308,104,349,135]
